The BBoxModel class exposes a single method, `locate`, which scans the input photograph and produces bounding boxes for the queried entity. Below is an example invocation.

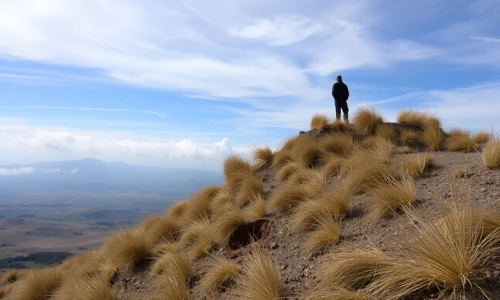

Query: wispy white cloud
[41,168,61,173]
[470,36,500,43]
[0,106,166,119]
[0,166,35,176]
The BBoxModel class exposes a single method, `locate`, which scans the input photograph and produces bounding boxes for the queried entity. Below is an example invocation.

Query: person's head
[336,75,343,82]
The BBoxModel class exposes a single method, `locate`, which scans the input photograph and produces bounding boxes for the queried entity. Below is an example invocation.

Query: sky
[0,0,499,172]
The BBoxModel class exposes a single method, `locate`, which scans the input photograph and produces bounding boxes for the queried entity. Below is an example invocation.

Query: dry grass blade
[151,273,190,300]
[165,200,191,221]
[271,149,294,168]
[243,195,267,220]
[368,206,500,299]
[422,124,444,150]
[397,110,440,130]
[318,248,393,290]
[446,129,476,152]
[0,285,13,298]
[140,215,181,245]
[186,185,220,221]
[101,228,151,268]
[305,289,370,300]
[369,176,416,219]
[361,136,394,163]
[311,114,330,130]
[291,187,350,232]
[234,175,264,207]
[341,152,391,194]
[304,214,341,253]
[291,136,324,168]
[330,119,348,131]
[213,204,246,245]
[352,107,384,135]
[0,269,28,284]
[376,123,396,142]
[230,248,281,300]
[321,153,344,176]
[150,248,192,284]
[178,218,215,258]
[7,268,63,300]
[318,133,355,157]
[199,258,240,297]
[399,130,420,146]
[209,187,232,213]
[52,275,116,300]
[276,161,301,181]
[224,155,252,179]
[482,140,500,168]
[473,131,490,144]
[397,154,433,178]
[393,146,415,154]
[267,183,310,213]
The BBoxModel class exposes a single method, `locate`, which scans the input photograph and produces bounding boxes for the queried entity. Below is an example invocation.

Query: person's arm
[346,85,349,100]
[332,83,335,98]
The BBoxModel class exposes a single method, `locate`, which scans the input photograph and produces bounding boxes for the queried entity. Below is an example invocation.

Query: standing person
[332,75,349,121]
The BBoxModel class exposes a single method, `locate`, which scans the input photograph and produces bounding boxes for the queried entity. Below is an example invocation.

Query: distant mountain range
[0,158,223,194]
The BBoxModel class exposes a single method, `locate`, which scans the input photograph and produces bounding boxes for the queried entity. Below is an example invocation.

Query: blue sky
[0,0,499,171]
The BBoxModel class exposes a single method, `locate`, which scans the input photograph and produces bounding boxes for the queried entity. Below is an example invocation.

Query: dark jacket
[332,81,349,102]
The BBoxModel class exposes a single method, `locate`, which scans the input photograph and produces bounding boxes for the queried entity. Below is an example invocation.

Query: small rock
[270,242,279,249]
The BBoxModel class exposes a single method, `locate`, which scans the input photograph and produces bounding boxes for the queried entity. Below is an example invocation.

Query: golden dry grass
[7,268,63,300]
[352,107,384,135]
[341,152,391,194]
[482,140,500,168]
[422,124,444,150]
[101,228,151,268]
[271,149,294,169]
[150,248,192,284]
[473,131,490,144]
[446,129,476,152]
[305,289,369,300]
[330,119,348,131]
[253,146,274,170]
[368,176,416,219]
[230,249,281,300]
[165,200,191,221]
[304,214,341,253]
[151,273,190,300]
[276,161,301,181]
[318,133,355,157]
[368,206,500,299]
[267,182,310,213]
[393,146,415,154]
[186,185,220,222]
[178,218,216,258]
[0,269,28,284]
[318,248,393,291]
[224,155,252,178]
[198,258,240,297]
[397,110,440,129]
[0,284,13,298]
[361,136,394,163]
[291,136,324,168]
[453,168,466,178]
[376,123,396,142]
[140,215,181,245]
[51,275,116,300]
[213,204,246,245]
[321,153,344,176]
[209,187,232,213]
[291,187,350,232]
[397,154,433,178]
[243,195,267,220]
[399,129,420,146]
[311,114,330,130]
[234,175,264,207]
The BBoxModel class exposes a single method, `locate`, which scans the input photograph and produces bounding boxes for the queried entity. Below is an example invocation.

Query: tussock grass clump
[352,107,384,135]
[271,149,293,169]
[393,146,414,154]
[368,206,500,299]
[102,228,151,268]
[151,273,190,300]
[446,129,476,152]
[288,169,327,196]
[341,152,391,194]
[369,176,416,219]
[397,154,433,177]
[231,249,281,300]
[52,275,116,300]
[397,110,440,129]
[291,136,324,168]
[376,123,396,142]
[209,187,232,213]
[318,248,393,290]
[187,185,220,221]
[267,183,310,213]
[291,187,350,232]
[422,124,444,150]
[7,268,63,300]
[330,120,348,131]
[304,214,341,253]
[276,161,301,181]
[224,155,252,178]
[213,205,247,246]
[311,114,330,130]
[473,131,490,144]
[253,146,273,170]
[482,140,500,168]
[234,175,264,207]
[318,133,355,157]
[321,154,344,176]
[140,215,181,245]
[166,200,191,221]
[0,285,13,298]
[199,258,240,297]
[243,195,267,220]
[150,248,192,284]
[361,137,394,163]
[178,218,215,258]
[399,130,420,146]
[1,269,27,284]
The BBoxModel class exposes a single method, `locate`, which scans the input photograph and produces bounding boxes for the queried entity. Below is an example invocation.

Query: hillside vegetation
[2,109,500,299]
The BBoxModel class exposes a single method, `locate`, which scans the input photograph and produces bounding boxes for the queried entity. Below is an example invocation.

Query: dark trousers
[335,100,349,120]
